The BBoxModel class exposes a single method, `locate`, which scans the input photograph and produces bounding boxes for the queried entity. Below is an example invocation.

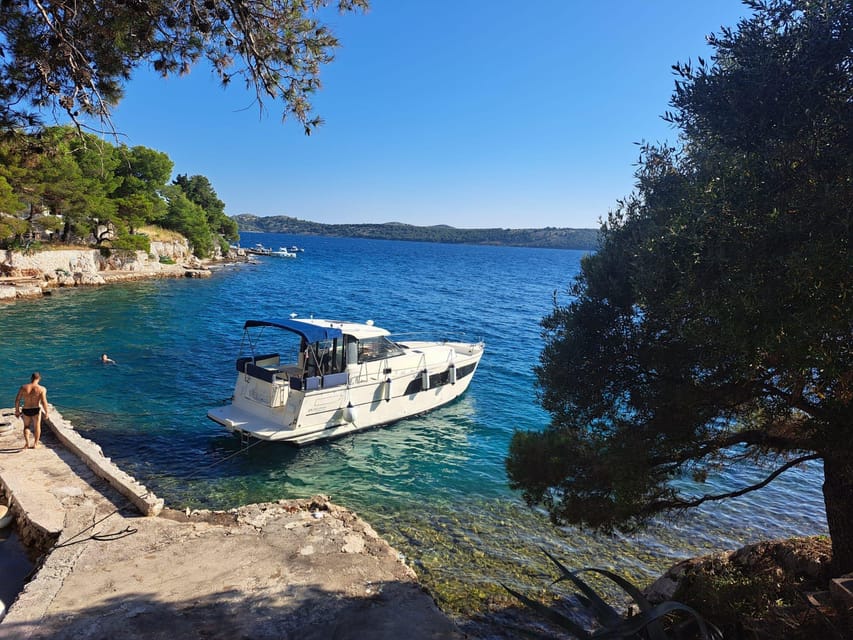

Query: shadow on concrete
[0,579,462,640]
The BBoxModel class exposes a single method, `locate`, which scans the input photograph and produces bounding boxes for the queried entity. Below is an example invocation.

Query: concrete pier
[0,407,462,639]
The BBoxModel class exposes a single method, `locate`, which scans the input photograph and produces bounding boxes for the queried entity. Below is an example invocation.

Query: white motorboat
[207,318,484,445]
[246,243,272,256]
[271,247,297,258]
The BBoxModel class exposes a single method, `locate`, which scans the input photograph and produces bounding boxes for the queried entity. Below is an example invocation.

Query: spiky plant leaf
[502,583,591,639]
[542,549,623,627]
[592,600,718,640]
[573,568,668,639]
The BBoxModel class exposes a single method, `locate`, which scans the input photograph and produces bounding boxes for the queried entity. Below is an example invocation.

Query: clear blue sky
[110,1,752,229]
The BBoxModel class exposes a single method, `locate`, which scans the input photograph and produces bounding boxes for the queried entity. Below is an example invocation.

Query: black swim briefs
[21,407,40,417]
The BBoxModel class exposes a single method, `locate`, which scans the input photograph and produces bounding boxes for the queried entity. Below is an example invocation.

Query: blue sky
[111,1,752,229]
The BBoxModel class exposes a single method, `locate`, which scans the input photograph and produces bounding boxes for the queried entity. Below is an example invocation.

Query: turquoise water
[0,233,828,624]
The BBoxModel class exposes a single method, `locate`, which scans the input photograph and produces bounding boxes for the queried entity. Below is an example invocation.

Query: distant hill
[233,214,599,251]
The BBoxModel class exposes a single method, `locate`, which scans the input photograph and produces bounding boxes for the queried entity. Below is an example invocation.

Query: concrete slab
[0,409,463,639]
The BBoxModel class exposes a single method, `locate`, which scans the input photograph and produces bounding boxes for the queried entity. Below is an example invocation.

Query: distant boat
[289,246,304,253]
[246,243,273,256]
[207,317,484,445]
[271,247,297,258]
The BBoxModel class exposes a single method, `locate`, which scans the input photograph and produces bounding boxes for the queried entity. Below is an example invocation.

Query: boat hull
[208,341,483,445]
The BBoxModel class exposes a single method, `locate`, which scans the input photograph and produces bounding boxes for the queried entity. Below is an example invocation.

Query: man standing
[14,372,49,449]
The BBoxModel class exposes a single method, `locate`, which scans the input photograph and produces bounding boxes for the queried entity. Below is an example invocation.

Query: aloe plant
[503,550,722,639]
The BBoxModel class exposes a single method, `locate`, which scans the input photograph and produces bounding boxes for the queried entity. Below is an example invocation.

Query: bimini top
[243,318,392,342]
[244,319,343,343]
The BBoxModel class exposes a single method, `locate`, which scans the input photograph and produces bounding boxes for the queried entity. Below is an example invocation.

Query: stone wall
[150,238,193,263]
[1,243,201,282]
[1,249,101,279]
[0,481,58,559]
[0,238,227,301]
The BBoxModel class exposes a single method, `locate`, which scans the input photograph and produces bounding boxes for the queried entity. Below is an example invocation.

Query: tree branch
[649,453,822,511]
[648,428,811,468]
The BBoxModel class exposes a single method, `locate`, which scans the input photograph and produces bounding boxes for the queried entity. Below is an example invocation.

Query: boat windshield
[358,336,404,362]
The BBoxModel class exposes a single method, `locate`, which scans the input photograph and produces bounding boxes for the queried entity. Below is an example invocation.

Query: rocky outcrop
[644,536,834,604]
[0,243,219,300]
[643,536,844,639]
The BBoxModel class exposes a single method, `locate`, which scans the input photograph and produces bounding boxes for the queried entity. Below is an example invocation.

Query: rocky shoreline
[0,239,243,301]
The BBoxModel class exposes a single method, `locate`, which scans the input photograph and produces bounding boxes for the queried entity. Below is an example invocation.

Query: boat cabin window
[357,336,403,363]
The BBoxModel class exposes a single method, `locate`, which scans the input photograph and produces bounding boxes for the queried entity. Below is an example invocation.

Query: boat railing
[239,350,349,391]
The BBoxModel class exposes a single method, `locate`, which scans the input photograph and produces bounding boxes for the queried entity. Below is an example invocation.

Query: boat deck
[207,404,292,440]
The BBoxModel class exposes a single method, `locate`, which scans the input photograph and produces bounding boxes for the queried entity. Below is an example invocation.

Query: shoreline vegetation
[0,232,241,301]
[233,213,600,251]
[1,215,597,302]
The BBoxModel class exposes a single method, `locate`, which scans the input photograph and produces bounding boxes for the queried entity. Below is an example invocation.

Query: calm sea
[0,232,827,627]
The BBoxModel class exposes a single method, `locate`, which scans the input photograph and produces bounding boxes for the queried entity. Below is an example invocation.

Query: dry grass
[138,225,184,242]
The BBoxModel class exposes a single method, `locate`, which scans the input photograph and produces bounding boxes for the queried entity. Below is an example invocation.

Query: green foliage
[111,233,151,253]
[0,175,23,214]
[673,566,786,631]
[174,174,238,242]
[174,174,224,219]
[0,126,234,256]
[37,215,63,235]
[162,185,214,258]
[233,214,599,250]
[507,0,853,571]
[0,0,368,133]
[113,146,173,230]
[0,175,27,247]
[505,552,720,639]
[0,215,28,247]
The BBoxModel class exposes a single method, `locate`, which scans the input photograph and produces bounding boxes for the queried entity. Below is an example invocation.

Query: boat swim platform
[0,407,462,640]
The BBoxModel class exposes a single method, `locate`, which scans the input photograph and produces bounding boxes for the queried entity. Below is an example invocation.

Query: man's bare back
[15,372,48,449]
[18,382,45,408]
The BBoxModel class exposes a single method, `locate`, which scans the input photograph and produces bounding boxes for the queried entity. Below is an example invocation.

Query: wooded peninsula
[233,214,600,251]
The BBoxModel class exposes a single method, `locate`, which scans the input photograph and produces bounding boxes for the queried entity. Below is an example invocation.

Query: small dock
[0,408,462,640]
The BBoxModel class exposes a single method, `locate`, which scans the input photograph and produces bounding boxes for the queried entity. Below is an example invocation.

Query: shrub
[112,233,150,252]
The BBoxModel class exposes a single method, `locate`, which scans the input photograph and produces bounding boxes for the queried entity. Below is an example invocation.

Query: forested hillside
[0,127,237,257]
[233,214,599,250]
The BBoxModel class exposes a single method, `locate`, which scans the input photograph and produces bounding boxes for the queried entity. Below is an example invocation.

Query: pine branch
[648,453,822,511]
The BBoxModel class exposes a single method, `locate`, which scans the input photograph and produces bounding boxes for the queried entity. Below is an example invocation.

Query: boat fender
[384,377,392,402]
[343,402,357,424]
[448,363,457,385]
[421,369,430,391]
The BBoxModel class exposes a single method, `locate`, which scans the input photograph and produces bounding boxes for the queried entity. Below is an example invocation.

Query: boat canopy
[244,319,344,343]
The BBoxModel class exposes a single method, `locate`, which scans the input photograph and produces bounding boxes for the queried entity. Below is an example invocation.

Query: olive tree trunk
[822,453,853,576]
